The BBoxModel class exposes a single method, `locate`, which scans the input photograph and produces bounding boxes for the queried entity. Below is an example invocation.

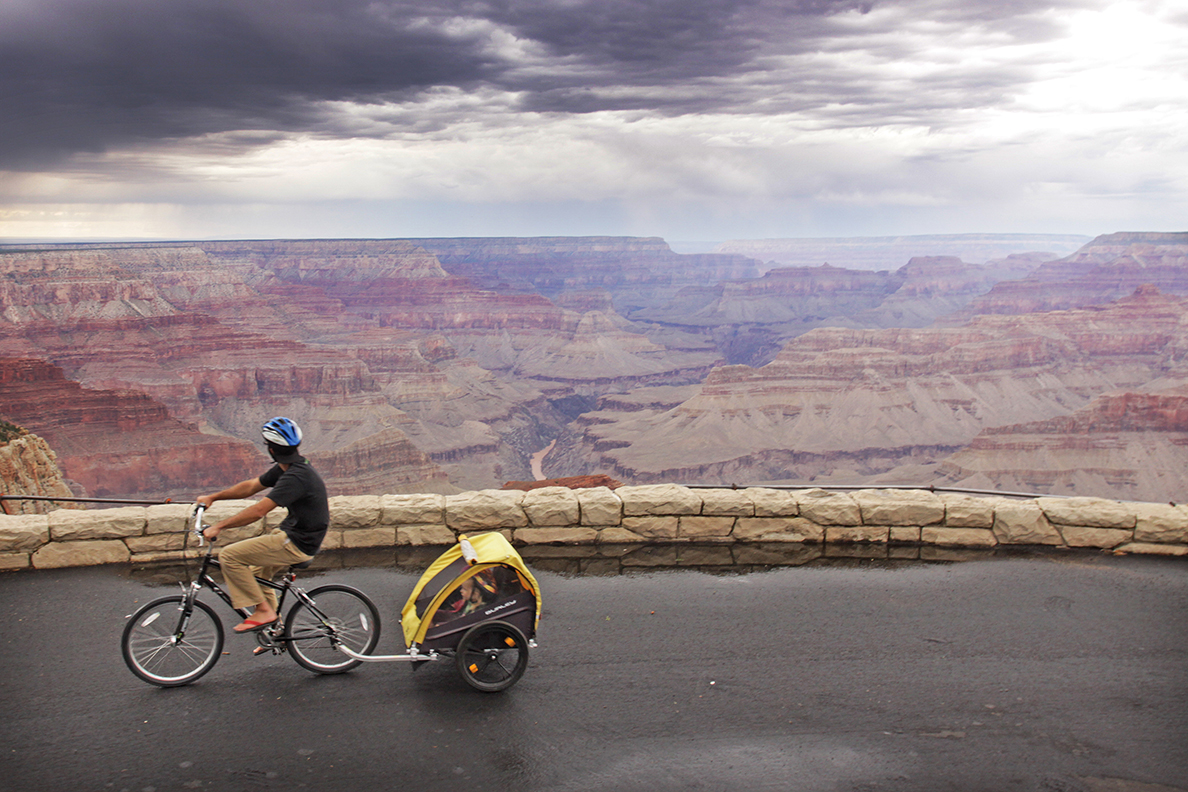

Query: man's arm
[197,477,266,507]
[198,478,275,542]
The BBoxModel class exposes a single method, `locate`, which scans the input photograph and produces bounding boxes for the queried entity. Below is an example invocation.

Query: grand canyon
[3,231,1187,505]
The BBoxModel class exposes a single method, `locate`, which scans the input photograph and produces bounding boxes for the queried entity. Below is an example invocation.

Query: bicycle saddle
[289,560,313,570]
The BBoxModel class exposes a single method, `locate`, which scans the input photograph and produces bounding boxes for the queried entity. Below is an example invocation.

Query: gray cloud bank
[2,0,1106,168]
[1,0,1185,240]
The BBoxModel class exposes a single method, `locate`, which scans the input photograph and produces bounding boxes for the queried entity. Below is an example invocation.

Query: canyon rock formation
[0,419,79,514]
[5,232,1187,504]
[545,282,1188,502]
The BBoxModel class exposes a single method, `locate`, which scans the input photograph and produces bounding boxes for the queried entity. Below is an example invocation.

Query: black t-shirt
[259,459,329,556]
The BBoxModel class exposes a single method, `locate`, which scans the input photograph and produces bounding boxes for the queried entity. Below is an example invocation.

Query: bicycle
[121,504,381,687]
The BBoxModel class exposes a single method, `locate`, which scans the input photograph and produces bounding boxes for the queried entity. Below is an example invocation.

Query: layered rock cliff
[7,232,1188,503]
[930,388,1188,502]
[0,358,265,501]
[545,285,1188,501]
[0,238,737,496]
[954,232,1188,318]
[632,254,1043,365]
[0,420,79,514]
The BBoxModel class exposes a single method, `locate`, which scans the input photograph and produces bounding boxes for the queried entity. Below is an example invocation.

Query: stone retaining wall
[3,485,1188,571]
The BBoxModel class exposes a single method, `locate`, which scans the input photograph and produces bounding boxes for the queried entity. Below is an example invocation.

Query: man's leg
[218,531,311,629]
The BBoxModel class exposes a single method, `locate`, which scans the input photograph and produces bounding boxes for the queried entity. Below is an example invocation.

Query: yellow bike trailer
[336,532,540,692]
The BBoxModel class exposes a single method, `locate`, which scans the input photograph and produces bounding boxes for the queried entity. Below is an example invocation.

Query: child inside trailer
[431,567,526,627]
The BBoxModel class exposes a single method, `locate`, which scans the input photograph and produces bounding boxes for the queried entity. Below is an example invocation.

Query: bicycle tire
[121,595,224,687]
[455,620,529,693]
[284,585,381,674]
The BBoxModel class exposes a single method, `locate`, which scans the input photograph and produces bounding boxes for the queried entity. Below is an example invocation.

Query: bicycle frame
[181,506,337,651]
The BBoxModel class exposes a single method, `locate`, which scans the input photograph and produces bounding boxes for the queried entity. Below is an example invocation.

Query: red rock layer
[0,357,264,501]
[501,474,623,491]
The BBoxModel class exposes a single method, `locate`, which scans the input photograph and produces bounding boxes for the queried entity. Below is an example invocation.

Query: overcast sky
[1,0,1184,243]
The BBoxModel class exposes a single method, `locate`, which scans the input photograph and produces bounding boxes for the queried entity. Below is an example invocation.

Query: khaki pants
[218,529,313,610]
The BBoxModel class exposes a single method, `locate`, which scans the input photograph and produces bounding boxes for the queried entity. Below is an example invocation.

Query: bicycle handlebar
[190,503,207,547]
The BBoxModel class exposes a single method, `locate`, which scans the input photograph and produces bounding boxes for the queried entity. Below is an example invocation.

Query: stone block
[992,500,1063,545]
[700,489,756,517]
[939,494,996,528]
[921,526,998,548]
[33,540,130,569]
[621,515,679,540]
[145,503,193,535]
[796,489,861,525]
[1058,525,1133,549]
[0,513,50,552]
[617,484,702,516]
[1133,502,1188,544]
[889,526,921,543]
[1114,542,1188,556]
[329,495,382,530]
[381,493,446,526]
[888,545,921,560]
[733,517,823,543]
[49,506,146,541]
[745,488,798,517]
[596,526,649,543]
[264,509,288,530]
[320,530,345,551]
[853,489,944,526]
[1038,497,1136,529]
[578,487,622,526]
[825,525,889,543]
[341,527,397,548]
[446,490,527,530]
[522,487,581,527]
[679,516,735,539]
[124,533,187,553]
[0,552,30,571]
[513,526,599,544]
[397,524,457,546]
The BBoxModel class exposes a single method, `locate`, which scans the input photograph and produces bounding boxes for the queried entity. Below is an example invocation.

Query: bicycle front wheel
[122,596,224,687]
[284,585,381,674]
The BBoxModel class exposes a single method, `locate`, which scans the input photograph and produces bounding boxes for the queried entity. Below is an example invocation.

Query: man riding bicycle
[198,417,329,634]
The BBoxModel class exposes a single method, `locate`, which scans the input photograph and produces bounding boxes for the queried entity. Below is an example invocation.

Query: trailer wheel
[455,620,528,692]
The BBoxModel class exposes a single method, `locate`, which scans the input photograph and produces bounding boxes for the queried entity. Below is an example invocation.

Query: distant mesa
[714,233,1092,272]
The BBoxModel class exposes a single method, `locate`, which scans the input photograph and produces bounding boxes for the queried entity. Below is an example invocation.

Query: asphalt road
[1,549,1186,792]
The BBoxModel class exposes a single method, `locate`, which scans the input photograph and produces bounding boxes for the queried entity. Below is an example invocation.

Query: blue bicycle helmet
[261,416,302,447]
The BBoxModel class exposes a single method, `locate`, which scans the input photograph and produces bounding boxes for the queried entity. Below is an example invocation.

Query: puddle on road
[124,541,1087,585]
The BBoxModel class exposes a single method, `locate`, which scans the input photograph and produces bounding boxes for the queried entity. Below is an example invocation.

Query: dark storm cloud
[0,0,1097,169]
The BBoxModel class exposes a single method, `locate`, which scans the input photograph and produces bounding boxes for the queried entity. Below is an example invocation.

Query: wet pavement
[2,547,1186,792]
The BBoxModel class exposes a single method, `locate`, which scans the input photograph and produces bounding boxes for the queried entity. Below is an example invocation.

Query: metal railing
[0,495,174,515]
[683,483,1062,499]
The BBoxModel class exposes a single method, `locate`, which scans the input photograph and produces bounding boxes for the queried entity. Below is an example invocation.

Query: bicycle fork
[167,582,204,646]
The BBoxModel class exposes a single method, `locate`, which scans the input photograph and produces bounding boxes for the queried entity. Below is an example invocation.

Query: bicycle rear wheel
[122,596,224,687]
[284,585,381,674]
